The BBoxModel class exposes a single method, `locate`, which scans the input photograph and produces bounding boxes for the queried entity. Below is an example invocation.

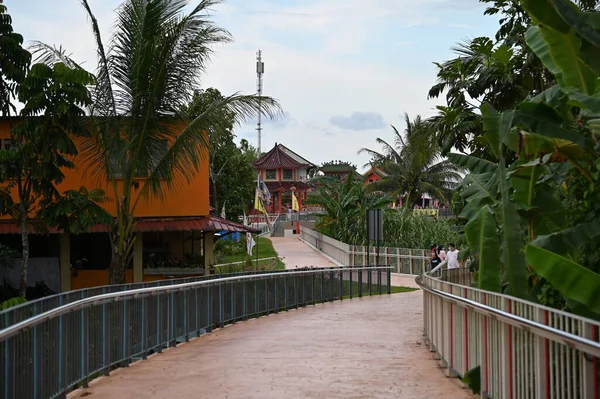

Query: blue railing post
[329,270,334,302]
[58,296,65,395]
[33,303,40,397]
[206,287,212,332]
[218,284,224,328]
[169,293,175,346]
[184,290,189,341]
[156,294,163,352]
[242,281,248,320]
[387,268,391,294]
[122,299,130,366]
[231,282,236,322]
[294,275,299,309]
[81,306,89,387]
[274,278,279,313]
[349,271,353,299]
[141,297,147,359]
[358,269,363,297]
[284,277,289,310]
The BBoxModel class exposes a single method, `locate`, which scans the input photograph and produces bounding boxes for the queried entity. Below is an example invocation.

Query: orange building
[0,118,258,294]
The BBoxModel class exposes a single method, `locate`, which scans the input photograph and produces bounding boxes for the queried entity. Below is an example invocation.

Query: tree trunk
[108,250,126,285]
[108,222,133,285]
[19,209,29,298]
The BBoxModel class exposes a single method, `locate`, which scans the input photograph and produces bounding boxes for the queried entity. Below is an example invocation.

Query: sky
[7,0,499,172]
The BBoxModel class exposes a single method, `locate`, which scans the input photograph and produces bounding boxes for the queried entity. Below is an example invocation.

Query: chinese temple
[254,143,317,214]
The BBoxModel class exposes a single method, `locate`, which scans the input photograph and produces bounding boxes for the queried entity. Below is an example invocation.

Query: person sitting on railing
[430,243,460,274]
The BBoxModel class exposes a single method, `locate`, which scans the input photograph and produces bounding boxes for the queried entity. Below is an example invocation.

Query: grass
[215,237,285,271]
[217,237,279,263]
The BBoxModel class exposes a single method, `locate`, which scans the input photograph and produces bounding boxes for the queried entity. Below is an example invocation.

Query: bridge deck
[70,291,472,399]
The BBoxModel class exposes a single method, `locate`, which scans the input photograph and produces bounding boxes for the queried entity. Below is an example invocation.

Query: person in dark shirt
[429,245,441,272]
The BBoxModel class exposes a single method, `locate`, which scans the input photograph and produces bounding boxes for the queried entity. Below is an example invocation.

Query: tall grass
[317,209,457,248]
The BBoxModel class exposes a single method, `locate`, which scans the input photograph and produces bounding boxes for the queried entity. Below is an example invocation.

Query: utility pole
[256,50,264,154]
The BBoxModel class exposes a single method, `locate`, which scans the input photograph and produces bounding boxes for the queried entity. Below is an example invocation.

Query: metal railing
[299,228,428,274]
[0,266,391,399]
[0,267,344,330]
[418,268,600,399]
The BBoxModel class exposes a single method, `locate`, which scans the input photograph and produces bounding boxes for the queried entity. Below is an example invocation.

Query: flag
[243,211,256,256]
[256,174,272,205]
[220,203,226,219]
[254,188,268,216]
[291,191,299,211]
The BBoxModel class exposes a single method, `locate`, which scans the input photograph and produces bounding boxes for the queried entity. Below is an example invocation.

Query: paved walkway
[70,291,472,399]
[270,236,338,269]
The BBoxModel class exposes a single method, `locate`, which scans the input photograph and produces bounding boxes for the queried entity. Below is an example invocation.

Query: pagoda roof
[319,163,355,172]
[254,143,316,170]
[362,164,389,179]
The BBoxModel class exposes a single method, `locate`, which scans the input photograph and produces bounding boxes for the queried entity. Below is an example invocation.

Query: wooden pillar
[59,233,71,292]
[203,233,215,275]
[133,232,143,283]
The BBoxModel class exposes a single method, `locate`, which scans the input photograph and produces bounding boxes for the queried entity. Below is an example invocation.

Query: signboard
[367,209,383,242]
[413,209,439,218]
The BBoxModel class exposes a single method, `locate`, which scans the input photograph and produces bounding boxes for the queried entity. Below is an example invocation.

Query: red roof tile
[254,144,309,169]
[0,216,260,235]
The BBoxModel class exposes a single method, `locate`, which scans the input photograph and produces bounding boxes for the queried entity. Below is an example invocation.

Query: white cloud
[8,0,492,171]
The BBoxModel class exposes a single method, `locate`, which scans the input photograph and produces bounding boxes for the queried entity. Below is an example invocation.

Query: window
[265,169,277,180]
[283,169,293,180]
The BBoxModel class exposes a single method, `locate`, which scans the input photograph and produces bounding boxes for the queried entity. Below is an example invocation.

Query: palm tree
[35,0,281,284]
[359,113,461,208]
[307,174,389,244]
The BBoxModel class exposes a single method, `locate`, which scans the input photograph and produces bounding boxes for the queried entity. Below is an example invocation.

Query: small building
[0,117,258,295]
[362,164,388,185]
[253,143,317,214]
[318,161,357,181]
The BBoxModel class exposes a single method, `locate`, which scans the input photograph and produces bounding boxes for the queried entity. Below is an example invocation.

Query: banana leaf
[466,205,502,292]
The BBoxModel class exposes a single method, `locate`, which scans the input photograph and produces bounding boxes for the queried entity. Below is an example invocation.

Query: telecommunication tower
[256,50,264,154]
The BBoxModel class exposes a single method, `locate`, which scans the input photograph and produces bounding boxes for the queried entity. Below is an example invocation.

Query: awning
[0,216,260,235]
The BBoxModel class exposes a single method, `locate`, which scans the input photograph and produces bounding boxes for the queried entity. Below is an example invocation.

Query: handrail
[416,276,600,358]
[418,268,600,399]
[0,265,392,399]
[0,266,391,342]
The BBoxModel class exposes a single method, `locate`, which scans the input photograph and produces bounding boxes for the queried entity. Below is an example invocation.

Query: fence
[0,267,342,330]
[418,268,600,399]
[299,228,428,274]
[0,266,391,399]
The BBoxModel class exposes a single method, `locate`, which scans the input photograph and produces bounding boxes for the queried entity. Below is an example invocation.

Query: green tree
[181,88,256,221]
[0,62,110,297]
[36,0,281,284]
[449,0,600,316]
[0,0,31,116]
[359,114,462,207]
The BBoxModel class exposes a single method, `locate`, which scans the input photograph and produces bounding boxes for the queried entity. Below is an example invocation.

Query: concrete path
[71,291,472,399]
[270,236,338,269]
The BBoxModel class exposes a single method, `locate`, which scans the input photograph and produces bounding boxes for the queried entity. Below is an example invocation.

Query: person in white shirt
[444,243,460,269]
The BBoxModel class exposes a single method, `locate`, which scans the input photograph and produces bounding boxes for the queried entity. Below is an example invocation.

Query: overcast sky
[8,0,498,171]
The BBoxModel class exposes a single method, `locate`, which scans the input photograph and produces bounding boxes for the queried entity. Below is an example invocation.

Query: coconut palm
[359,113,461,207]
[35,0,282,283]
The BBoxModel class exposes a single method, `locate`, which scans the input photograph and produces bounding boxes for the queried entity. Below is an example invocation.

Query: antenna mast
[256,50,264,154]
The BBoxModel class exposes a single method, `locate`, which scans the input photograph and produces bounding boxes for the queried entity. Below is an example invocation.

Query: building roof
[254,143,316,170]
[362,164,389,180]
[0,216,260,235]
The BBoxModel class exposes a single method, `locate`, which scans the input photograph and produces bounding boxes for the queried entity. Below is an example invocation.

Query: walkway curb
[297,236,344,267]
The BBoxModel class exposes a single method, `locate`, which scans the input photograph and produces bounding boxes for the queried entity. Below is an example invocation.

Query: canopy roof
[0,216,260,234]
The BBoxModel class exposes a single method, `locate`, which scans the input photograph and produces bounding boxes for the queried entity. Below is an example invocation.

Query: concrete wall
[0,257,60,293]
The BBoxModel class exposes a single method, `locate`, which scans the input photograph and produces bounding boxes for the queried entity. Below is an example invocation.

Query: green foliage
[0,296,26,310]
[35,0,282,284]
[447,0,600,316]
[462,366,482,395]
[308,175,456,248]
[358,114,462,205]
[0,243,18,269]
[0,1,31,116]
[181,88,256,220]
[0,61,105,297]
